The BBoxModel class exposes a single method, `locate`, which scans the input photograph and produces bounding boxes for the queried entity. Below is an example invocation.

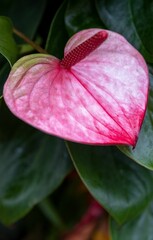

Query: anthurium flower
[3,29,149,146]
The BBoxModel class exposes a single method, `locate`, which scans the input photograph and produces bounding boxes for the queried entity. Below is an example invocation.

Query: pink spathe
[3,29,149,146]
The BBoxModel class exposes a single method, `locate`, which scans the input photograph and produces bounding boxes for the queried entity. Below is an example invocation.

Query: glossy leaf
[0,16,18,65]
[0,0,47,39]
[3,29,149,146]
[65,0,105,36]
[111,202,153,240]
[95,0,153,63]
[119,73,153,169]
[0,101,72,224]
[130,0,153,55]
[67,143,153,223]
[45,0,69,58]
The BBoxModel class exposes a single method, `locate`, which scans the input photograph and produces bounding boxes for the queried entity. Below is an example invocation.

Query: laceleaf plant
[3,29,149,146]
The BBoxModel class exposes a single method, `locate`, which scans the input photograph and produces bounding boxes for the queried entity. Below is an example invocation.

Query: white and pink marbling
[3,29,149,146]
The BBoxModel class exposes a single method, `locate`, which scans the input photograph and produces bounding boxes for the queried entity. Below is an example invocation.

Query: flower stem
[13,28,48,54]
[38,198,65,229]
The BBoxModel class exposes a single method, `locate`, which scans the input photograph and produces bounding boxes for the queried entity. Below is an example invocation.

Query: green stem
[13,28,48,54]
[38,198,65,229]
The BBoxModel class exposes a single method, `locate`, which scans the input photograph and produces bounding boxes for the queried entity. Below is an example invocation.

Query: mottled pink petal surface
[3,29,149,146]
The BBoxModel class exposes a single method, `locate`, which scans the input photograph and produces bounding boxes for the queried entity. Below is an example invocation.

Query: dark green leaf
[0,101,72,224]
[130,0,153,55]
[0,0,47,39]
[119,73,153,170]
[65,0,105,36]
[95,0,153,63]
[0,16,18,65]
[111,202,153,240]
[45,0,69,58]
[67,143,153,223]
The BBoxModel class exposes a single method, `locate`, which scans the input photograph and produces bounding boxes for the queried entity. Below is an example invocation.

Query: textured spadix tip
[60,30,108,69]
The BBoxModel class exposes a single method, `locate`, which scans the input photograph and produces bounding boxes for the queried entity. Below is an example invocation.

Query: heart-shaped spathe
[3,29,149,146]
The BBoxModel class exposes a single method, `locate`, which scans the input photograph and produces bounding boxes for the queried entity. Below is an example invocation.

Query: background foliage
[0,0,153,239]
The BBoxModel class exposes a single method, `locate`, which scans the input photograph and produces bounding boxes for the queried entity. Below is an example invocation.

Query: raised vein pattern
[60,31,108,69]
